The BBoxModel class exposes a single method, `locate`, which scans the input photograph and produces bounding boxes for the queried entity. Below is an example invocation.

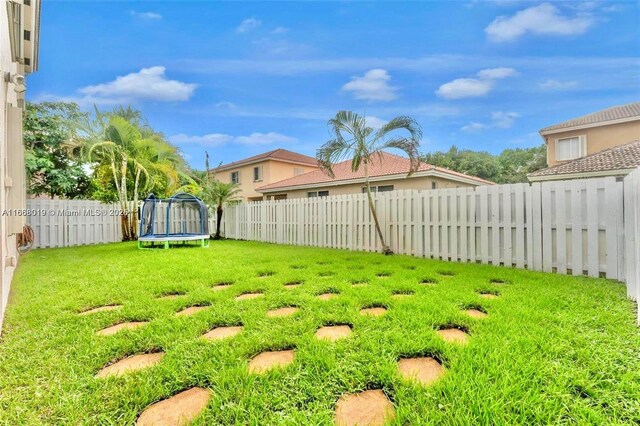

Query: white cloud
[79,66,196,102]
[491,111,519,128]
[271,26,289,34]
[236,18,262,33]
[461,122,489,132]
[436,67,516,99]
[170,132,297,147]
[364,116,387,129]
[341,69,398,101]
[539,79,578,90]
[461,111,519,132]
[129,11,162,20]
[485,3,594,42]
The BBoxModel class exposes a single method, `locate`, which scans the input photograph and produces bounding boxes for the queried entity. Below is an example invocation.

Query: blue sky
[30,1,640,170]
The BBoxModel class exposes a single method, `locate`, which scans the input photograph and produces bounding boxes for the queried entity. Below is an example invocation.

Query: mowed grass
[1,240,639,425]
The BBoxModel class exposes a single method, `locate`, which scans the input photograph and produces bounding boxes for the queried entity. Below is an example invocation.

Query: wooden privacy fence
[218,175,631,281]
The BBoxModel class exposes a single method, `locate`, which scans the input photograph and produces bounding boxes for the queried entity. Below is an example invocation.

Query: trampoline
[138,193,210,249]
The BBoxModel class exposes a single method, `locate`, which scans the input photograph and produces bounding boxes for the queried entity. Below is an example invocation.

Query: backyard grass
[0,240,639,425]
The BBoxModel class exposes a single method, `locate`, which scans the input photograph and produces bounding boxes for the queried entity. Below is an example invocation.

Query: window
[231,171,240,184]
[431,182,437,190]
[319,190,329,197]
[556,136,586,161]
[294,167,305,176]
[308,191,329,198]
[7,2,22,62]
[377,185,394,192]
[253,166,262,182]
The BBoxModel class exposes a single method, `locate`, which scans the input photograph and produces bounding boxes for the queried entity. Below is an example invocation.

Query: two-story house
[209,149,319,201]
[1,0,41,330]
[529,102,640,181]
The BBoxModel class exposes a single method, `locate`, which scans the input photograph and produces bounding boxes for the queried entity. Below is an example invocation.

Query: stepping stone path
[334,389,395,426]
[266,307,299,317]
[315,325,352,341]
[283,284,300,289]
[97,321,148,336]
[137,387,212,426]
[202,325,243,341]
[420,279,437,285]
[79,305,122,315]
[391,292,413,299]
[398,357,446,386]
[96,353,164,378]
[351,282,368,287]
[360,307,387,316]
[248,350,295,374]
[317,293,337,301]
[236,293,264,301]
[176,306,209,317]
[465,308,488,319]
[437,328,469,344]
[479,293,498,300]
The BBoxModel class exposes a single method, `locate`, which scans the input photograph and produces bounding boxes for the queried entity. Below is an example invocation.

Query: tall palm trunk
[214,204,223,240]
[132,168,141,239]
[119,156,132,241]
[363,162,392,255]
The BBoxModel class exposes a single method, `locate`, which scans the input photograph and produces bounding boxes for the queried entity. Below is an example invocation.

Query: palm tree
[200,179,241,240]
[316,111,422,255]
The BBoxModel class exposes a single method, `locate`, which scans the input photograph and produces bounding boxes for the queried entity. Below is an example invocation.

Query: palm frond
[316,138,353,178]
[378,137,422,176]
[374,116,422,142]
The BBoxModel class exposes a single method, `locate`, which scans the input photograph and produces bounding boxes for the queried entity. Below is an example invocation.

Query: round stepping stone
[157,294,185,300]
[96,353,164,378]
[465,308,488,319]
[391,292,413,299]
[137,387,212,426]
[317,293,337,301]
[283,284,300,290]
[236,293,264,301]
[420,278,437,285]
[315,325,352,341]
[212,284,232,292]
[202,325,243,341]
[360,307,387,316]
[176,306,209,317]
[248,350,295,374]
[437,328,469,344]
[334,389,395,426]
[79,305,122,315]
[351,282,368,287]
[97,321,148,336]
[479,293,498,300]
[266,307,299,317]
[398,357,446,386]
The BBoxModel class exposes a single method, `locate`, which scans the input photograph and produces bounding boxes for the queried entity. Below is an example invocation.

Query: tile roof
[210,148,318,172]
[528,140,640,178]
[540,102,640,133]
[257,152,492,191]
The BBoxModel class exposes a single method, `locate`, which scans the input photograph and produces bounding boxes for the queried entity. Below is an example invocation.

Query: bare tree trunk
[132,168,141,239]
[364,162,392,255]
[214,204,223,240]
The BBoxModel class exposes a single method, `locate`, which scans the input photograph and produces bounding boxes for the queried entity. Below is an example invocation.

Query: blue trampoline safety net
[139,193,209,238]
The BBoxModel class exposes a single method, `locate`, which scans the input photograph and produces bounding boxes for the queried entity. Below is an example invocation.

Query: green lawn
[1,240,639,425]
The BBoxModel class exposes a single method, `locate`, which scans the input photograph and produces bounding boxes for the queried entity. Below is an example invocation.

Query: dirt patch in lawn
[266,307,299,317]
[78,305,122,315]
[176,306,209,317]
[236,292,264,301]
[136,387,212,426]
[436,327,469,344]
[248,349,295,374]
[465,308,488,319]
[317,293,338,301]
[202,325,243,341]
[97,321,148,336]
[360,307,387,316]
[334,389,395,426]
[398,357,446,386]
[96,352,164,378]
[315,325,352,341]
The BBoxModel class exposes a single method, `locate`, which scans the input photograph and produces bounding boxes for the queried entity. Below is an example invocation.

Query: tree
[199,179,241,239]
[316,111,422,255]
[23,102,92,198]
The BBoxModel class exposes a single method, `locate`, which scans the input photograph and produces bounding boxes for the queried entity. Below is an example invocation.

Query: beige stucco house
[257,152,492,200]
[529,102,640,181]
[209,148,319,201]
[1,0,40,330]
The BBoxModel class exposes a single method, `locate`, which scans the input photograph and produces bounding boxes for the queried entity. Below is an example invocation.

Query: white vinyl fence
[27,199,122,248]
[623,168,640,319]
